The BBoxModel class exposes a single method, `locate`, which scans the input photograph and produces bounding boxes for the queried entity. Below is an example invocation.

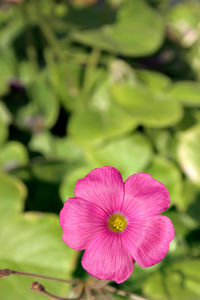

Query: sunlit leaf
[29,132,85,162]
[68,80,137,145]
[31,160,72,184]
[0,101,12,125]
[177,125,200,184]
[0,173,75,300]
[181,179,200,212]
[167,82,200,107]
[89,133,152,178]
[0,173,27,223]
[167,1,200,47]
[0,49,16,96]
[0,120,8,146]
[60,165,94,202]
[111,83,183,127]
[165,210,198,237]
[0,141,28,171]
[136,69,171,93]
[16,73,59,131]
[144,259,200,300]
[145,128,173,157]
[47,58,81,111]
[0,213,75,300]
[72,0,164,56]
[145,156,182,209]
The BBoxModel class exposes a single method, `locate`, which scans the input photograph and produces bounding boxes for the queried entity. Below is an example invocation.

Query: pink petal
[123,173,170,218]
[124,215,174,267]
[60,198,107,251]
[75,166,124,214]
[82,231,134,284]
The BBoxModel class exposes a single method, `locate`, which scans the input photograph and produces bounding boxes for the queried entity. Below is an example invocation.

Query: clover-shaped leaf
[0,173,75,300]
[71,0,164,56]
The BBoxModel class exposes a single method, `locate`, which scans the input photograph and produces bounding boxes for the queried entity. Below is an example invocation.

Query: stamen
[108,214,127,233]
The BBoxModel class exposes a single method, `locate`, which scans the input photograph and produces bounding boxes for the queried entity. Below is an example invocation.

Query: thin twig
[0,269,79,285]
[31,281,85,300]
[100,289,114,300]
[85,286,97,300]
[104,285,148,300]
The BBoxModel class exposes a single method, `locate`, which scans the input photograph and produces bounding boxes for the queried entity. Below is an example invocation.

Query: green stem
[21,1,38,72]
[34,1,65,60]
[81,48,101,102]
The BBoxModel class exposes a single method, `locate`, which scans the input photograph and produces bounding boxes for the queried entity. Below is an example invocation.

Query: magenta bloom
[60,167,174,283]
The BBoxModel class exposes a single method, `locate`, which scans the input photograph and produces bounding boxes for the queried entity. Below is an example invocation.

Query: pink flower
[60,167,174,283]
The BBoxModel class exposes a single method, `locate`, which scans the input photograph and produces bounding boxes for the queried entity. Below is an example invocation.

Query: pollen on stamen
[108,214,127,233]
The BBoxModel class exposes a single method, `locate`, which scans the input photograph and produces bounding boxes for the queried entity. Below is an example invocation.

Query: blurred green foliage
[0,0,200,299]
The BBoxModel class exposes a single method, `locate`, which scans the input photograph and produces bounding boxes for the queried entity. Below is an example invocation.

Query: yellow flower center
[108,214,127,233]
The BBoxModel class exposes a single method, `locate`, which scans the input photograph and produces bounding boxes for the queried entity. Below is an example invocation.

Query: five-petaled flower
[60,167,174,283]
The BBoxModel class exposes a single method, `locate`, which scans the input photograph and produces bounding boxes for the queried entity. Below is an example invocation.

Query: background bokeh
[0,0,200,299]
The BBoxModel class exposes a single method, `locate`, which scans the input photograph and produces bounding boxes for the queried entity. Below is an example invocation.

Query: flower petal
[60,198,107,251]
[123,173,170,218]
[75,166,124,214]
[124,215,174,267]
[82,231,134,284]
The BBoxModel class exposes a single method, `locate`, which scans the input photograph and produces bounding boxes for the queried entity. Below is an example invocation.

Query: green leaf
[0,213,75,300]
[72,0,164,56]
[0,48,16,97]
[0,101,12,125]
[47,58,81,111]
[181,179,200,212]
[16,73,59,131]
[29,131,55,157]
[145,128,173,157]
[177,125,200,184]
[143,259,200,300]
[31,161,73,184]
[167,82,200,107]
[110,59,137,85]
[18,61,37,86]
[116,85,182,125]
[111,83,183,127]
[89,133,152,178]
[167,1,200,47]
[54,137,85,162]
[0,120,8,146]
[165,210,198,238]
[68,75,137,145]
[29,132,85,163]
[0,141,29,171]
[0,173,27,223]
[0,13,24,48]
[69,105,137,146]
[0,48,16,81]
[60,165,94,202]
[136,69,171,93]
[145,156,182,209]
[0,173,75,300]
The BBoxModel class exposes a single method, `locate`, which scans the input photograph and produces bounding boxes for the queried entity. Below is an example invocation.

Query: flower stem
[0,269,79,285]
[104,285,148,300]
[31,281,85,300]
